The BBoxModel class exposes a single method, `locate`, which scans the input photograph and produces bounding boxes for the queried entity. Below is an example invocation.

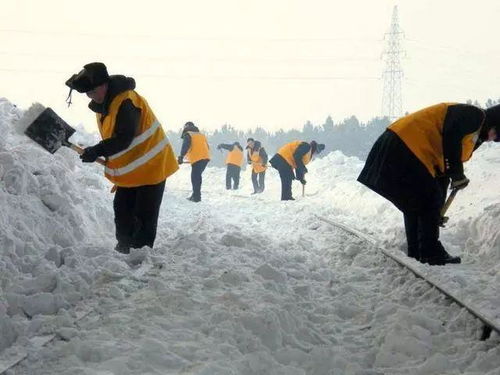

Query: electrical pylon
[381,5,404,120]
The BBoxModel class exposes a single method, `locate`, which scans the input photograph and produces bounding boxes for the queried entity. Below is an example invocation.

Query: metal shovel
[24,107,106,166]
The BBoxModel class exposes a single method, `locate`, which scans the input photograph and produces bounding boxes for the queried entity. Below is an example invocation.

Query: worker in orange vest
[217,142,244,189]
[65,62,178,253]
[178,122,210,202]
[358,103,500,265]
[270,140,325,200]
[250,141,268,194]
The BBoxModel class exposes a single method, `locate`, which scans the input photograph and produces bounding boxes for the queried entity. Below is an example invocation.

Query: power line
[0,50,381,64]
[0,28,383,43]
[0,67,380,81]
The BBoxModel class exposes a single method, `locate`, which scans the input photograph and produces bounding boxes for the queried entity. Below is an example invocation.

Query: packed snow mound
[0,99,115,352]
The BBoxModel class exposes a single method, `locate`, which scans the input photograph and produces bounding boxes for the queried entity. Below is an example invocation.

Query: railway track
[315,214,500,342]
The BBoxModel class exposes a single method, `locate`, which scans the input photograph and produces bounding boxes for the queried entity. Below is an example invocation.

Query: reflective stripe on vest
[186,132,210,164]
[97,90,178,187]
[277,141,312,169]
[226,148,244,167]
[105,137,170,176]
[107,120,161,160]
[251,150,266,173]
[388,103,482,176]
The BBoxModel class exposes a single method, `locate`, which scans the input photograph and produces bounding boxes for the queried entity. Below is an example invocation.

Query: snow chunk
[255,264,287,283]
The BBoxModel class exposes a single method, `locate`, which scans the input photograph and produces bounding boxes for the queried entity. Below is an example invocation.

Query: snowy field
[0,98,499,374]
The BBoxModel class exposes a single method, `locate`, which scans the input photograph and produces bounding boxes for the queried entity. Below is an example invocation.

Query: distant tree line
[166,98,500,167]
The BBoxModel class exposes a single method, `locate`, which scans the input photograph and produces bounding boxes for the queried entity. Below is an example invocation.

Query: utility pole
[381,5,404,120]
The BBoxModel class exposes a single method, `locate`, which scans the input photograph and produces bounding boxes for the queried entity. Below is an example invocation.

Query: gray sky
[1,0,500,133]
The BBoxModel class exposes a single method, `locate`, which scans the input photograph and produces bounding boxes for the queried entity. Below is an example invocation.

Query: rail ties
[315,214,500,341]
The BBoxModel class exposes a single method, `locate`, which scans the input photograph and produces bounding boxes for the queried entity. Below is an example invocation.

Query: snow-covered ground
[1,98,499,374]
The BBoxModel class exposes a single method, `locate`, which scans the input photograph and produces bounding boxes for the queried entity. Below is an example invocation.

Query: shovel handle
[68,143,107,166]
[440,188,459,217]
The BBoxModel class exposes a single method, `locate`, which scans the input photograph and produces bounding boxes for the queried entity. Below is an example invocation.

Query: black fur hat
[310,141,326,154]
[65,62,110,93]
[181,121,200,137]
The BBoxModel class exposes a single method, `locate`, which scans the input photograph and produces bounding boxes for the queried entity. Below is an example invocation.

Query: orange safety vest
[251,150,267,173]
[277,141,312,169]
[97,90,178,187]
[186,131,210,164]
[225,147,244,167]
[389,103,483,176]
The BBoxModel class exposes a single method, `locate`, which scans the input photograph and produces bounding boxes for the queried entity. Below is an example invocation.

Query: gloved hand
[80,146,99,163]
[217,144,222,150]
[177,156,184,164]
[300,179,307,185]
[450,175,469,190]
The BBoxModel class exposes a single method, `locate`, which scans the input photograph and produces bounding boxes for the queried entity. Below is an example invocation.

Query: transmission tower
[381,5,404,120]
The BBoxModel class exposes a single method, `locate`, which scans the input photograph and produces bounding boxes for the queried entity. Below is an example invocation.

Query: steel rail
[315,214,499,341]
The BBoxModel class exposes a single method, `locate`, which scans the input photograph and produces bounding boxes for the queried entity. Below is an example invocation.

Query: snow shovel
[24,107,106,166]
[439,187,459,227]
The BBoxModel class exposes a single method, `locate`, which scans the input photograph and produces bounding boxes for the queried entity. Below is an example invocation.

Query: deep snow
[0,98,499,374]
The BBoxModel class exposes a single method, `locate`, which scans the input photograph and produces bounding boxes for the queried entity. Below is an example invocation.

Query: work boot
[407,246,420,261]
[421,254,461,265]
[114,243,130,254]
[421,241,461,265]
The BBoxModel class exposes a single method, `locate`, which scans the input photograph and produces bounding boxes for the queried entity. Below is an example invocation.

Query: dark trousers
[226,164,241,189]
[114,180,166,249]
[191,159,209,200]
[270,155,294,200]
[251,171,266,193]
[403,176,449,260]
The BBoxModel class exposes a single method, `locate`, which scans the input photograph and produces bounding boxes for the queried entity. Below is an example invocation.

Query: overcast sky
[1,0,500,134]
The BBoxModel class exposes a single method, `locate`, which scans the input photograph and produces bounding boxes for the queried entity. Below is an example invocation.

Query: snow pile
[0,97,499,374]
[0,99,120,352]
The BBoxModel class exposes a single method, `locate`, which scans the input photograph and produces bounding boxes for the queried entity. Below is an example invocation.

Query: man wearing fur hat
[65,62,178,254]
[358,103,500,265]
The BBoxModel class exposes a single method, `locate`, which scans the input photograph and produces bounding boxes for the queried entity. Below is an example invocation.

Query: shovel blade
[24,107,76,154]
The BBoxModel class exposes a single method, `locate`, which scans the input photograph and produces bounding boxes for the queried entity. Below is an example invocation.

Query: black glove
[450,174,469,190]
[80,146,100,163]
[300,179,307,185]
[177,155,184,164]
